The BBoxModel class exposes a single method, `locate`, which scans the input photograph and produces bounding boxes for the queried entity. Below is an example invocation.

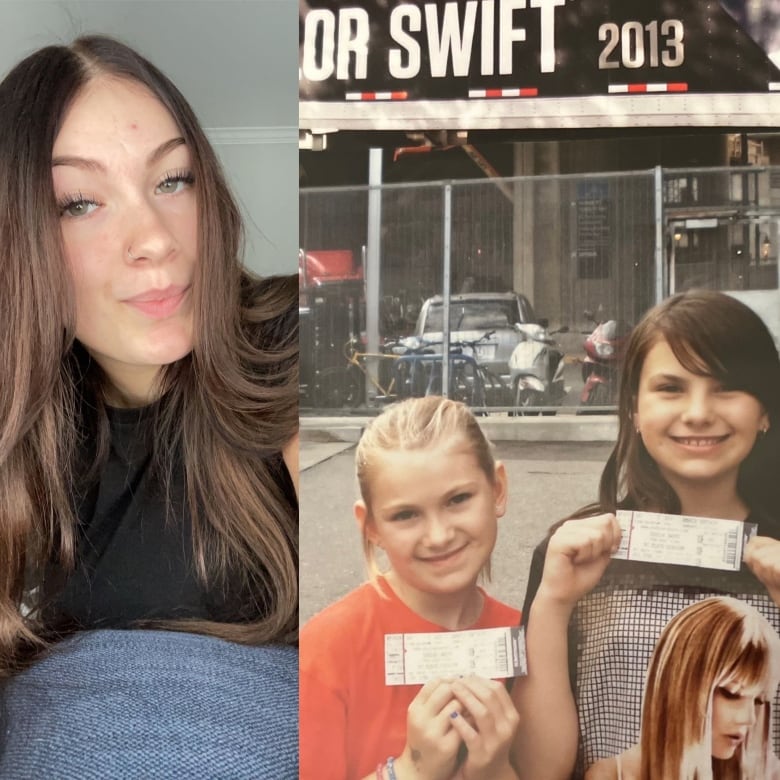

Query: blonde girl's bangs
[355,396,496,507]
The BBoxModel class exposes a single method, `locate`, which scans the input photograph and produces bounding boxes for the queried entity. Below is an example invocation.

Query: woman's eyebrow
[51,154,104,172]
[147,136,186,166]
[51,136,186,171]
[648,372,686,382]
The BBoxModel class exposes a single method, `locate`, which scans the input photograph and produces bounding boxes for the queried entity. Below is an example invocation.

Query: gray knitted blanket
[0,630,298,779]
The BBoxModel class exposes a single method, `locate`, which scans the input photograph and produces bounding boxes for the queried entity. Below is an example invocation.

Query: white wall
[0,0,297,276]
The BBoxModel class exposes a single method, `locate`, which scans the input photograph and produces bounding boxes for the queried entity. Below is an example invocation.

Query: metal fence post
[441,183,452,398]
[654,165,665,304]
[366,149,382,403]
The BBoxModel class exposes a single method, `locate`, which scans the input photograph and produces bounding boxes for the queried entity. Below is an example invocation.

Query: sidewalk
[300,438,356,471]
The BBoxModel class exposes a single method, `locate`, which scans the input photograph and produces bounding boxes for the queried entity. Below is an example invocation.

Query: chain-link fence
[300,166,780,413]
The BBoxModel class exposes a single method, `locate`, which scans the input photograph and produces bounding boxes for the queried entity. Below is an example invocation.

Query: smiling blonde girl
[512,290,780,779]
[300,396,521,780]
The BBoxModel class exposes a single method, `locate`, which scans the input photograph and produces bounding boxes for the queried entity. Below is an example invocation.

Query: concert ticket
[384,626,526,686]
[613,510,758,571]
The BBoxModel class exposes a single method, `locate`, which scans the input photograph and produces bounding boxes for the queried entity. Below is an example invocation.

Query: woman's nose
[680,389,714,424]
[735,698,758,726]
[125,201,177,265]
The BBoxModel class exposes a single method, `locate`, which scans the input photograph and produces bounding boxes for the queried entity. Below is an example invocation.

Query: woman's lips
[725,732,746,745]
[124,286,190,319]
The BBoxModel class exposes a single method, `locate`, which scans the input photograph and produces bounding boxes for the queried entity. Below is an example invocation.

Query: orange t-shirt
[300,577,521,780]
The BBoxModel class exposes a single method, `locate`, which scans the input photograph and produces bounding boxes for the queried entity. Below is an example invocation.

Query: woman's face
[52,76,198,406]
[633,338,768,496]
[711,681,765,759]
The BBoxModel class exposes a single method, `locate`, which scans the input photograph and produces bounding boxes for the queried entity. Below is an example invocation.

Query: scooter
[580,310,632,407]
[508,322,569,413]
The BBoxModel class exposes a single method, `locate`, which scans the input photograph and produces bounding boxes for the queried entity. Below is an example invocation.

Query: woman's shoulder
[585,756,618,780]
[769,750,780,780]
[586,746,639,780]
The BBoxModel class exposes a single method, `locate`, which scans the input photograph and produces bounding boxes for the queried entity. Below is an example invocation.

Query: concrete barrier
[300,414,619,443]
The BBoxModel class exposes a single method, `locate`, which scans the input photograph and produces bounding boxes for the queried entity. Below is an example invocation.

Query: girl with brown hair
[511,290,780,779]
[0,33,298,772]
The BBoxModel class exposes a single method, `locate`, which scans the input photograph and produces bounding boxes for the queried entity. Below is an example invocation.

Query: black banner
[299,0,780,129]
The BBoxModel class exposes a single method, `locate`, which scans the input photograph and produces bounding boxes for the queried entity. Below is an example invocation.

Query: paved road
[300,439,615,624]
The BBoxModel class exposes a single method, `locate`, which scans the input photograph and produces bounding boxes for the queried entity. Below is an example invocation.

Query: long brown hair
[640,597,780,780]
[0,36,298,674]
[577,290,780,519]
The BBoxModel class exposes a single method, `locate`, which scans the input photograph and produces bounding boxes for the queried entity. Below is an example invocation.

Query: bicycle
[390,332,513,411]
[342,337,410,407]
[315,337,406,409]
[391,351,480,402]
[448,333,515,410]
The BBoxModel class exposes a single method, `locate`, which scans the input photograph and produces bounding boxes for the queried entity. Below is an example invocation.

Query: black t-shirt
[522,508,780,777]
[41,276,298,630]
[42,404,295,629]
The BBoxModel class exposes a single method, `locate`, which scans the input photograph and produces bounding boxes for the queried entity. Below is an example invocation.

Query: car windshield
[424,300,525,331]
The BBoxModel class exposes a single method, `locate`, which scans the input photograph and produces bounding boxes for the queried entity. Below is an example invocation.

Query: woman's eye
[156,170,194,194]
[59,197,98,218]
[717,687,740,700]
[449,493,471,505]
[391,509,416,522]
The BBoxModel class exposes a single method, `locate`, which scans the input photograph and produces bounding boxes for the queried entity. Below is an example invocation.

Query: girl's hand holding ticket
[450,676,520,780]
[745,536,780,606]
[394,678,463,780]
[539,513,622,609]
[396,676,520,780]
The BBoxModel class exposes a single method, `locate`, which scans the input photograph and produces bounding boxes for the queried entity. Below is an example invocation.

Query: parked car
[410,292,542,383]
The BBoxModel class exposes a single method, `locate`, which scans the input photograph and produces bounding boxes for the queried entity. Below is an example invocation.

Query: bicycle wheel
[449,361,487,410]
[478,367,512,410]
[410,359,431,398]
[449,364,471,404]
[470,367,489,413]
[343,364,365,408]
[313,367,348,408]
